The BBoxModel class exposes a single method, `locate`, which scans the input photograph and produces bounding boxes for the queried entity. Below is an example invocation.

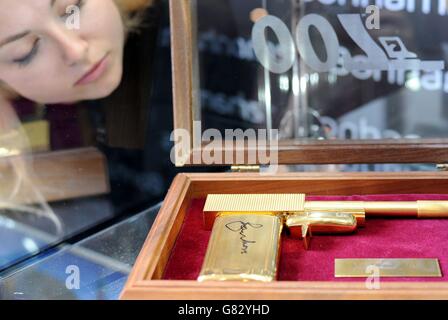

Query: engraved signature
[225,221,263,254]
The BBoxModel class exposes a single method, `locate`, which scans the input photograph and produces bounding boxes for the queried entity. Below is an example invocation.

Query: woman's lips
[74,53,110,86]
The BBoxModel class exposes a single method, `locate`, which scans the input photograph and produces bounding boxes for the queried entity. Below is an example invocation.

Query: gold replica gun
[198,194,448,282]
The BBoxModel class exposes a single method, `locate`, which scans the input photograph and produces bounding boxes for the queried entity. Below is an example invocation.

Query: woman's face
[0,0,125,104]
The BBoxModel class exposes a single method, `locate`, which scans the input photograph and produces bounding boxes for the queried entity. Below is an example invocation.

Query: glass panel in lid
[194,0,448,143]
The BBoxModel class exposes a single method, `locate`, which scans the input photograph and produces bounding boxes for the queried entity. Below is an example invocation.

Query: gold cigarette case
[198,212,283,282]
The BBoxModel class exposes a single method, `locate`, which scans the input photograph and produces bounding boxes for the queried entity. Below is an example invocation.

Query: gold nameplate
[198,213,283,282]
[335,259,442,278]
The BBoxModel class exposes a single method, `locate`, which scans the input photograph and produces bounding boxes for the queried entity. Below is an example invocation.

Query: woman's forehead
[0,0,62,21]
[0,1,54,36]
[0,0,52,13]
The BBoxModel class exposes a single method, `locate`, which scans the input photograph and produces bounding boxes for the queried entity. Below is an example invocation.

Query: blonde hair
[115,0,155,32]
[0,94,62,233]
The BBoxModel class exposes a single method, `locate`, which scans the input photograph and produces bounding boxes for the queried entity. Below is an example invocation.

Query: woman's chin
[13,66,123,105]
[48,79,122,104]
[83,69,124,100]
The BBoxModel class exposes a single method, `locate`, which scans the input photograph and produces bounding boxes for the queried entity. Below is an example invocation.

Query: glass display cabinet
[121,0,448,300]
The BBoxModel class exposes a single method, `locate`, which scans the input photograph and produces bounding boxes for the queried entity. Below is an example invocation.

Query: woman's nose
[49,25,89,66]
[65,37,88,66]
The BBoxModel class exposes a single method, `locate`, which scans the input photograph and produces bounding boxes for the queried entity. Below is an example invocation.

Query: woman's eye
[13,39,40,67]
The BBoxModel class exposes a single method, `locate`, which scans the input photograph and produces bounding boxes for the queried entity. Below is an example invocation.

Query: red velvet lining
[162,195,448,281]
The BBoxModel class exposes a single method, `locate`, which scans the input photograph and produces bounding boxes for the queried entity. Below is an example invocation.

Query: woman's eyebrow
[0,31,31,49]
[0,0,57,49]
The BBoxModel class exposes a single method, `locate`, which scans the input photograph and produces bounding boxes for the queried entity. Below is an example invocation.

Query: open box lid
[169,0,448,167]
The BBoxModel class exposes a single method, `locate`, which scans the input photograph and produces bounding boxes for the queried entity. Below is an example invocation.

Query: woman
[0,0,156,231]
[0,0,153,104]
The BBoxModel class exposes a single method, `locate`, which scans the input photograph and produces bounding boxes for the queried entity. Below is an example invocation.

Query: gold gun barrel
[290,200,448,249]
[305,201,448,218]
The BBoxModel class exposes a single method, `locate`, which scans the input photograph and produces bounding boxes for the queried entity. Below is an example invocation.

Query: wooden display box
[121,172,448,300]
[121,1,448,299]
